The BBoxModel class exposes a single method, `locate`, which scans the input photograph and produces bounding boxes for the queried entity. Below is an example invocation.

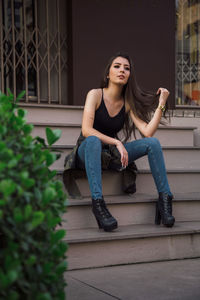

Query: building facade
[0,0,200,112]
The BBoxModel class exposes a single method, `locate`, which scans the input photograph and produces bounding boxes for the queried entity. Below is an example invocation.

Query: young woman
[64,52,175,232]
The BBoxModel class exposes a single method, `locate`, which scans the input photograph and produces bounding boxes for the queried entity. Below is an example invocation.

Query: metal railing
[0,0,68,104]
[176,0,200,106]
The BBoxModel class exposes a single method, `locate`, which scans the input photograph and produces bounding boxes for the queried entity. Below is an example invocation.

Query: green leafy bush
[0,91,68,300]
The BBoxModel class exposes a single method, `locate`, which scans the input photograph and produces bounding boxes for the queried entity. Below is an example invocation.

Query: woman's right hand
[116,140,129,168]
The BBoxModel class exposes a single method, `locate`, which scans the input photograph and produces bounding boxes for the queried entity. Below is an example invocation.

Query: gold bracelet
[158,105,166,112]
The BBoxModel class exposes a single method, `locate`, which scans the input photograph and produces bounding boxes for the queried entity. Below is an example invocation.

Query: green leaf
[0,270,9,288]
[0,199,7,206]
[0,179,16,196]
[45,152,57,166]
[51,229,66,244]
[24,204,32,219]
[31,211,45,228]
[34,136,47,147]
[16,90,25,102]
[42,187,56,205]
[8,158,18,168]
[0,210,3,219]
[0,124,7,135]
[14,207,23,223]
[7,270,18,284]
[22,124,34,135]
[36,293,52,300]
[46,127,61,146]
[48,169,57,179]
[22,178,35,189]
[0,162,7,171]
[0,141,6,150]
[26,255,36,266]
[56,261,67,275]
[18,108,26,118]
[20,171,29,179]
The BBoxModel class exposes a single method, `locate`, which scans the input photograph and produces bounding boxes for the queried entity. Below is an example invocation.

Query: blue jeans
[77,136,172,200]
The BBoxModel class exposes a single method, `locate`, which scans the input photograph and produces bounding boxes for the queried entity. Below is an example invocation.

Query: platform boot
[92,198,118,232]
[155,193,175,227]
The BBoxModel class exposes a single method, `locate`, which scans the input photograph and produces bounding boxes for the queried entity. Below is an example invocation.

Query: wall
[71,0,175,107]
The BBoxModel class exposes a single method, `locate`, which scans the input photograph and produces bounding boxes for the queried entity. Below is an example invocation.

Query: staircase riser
[24,106,200,131]
[66,234,200,270]
[153,130,193,146]
[61,172,200,196]
[31,125,194,146]
[32,126,80,145]
[52,148,200,170]
[25,107,83,124]
[64,201,200,230]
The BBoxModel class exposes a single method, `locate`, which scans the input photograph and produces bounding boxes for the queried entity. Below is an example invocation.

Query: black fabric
[93,90,125,138]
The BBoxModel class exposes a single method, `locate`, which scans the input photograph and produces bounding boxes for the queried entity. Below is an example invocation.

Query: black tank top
[93,89,125,138]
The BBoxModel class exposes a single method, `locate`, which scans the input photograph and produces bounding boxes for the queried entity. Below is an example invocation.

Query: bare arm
[82,89,128,167]
[129,88,170,137]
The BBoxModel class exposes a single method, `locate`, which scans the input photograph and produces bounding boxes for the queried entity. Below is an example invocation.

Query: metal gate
[0,0,69,104]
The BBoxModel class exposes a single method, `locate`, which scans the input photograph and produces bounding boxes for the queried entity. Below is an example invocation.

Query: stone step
[21,104,200,130]
[51,145,200,171]
[59,169,200,197]
[64,193,200,230]
[20,103,83,124]
[30,122,196,146]
[65,221,200,270]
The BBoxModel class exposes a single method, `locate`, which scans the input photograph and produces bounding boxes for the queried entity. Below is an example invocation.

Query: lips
[118,75,125,79]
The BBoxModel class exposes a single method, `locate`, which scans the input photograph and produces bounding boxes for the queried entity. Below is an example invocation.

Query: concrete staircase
[21,103,200,270]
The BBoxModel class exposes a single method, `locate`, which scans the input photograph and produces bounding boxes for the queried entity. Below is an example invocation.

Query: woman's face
[108,56,130,86]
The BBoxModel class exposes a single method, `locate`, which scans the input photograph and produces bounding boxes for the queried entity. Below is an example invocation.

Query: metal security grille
[0,0,68,104]
[176,0,200,106]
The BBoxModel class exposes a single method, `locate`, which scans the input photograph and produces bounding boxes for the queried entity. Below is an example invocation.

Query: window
[0,0,68,104]
[176,0,200,106]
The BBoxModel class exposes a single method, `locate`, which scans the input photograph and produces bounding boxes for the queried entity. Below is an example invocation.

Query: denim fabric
[77,136,172,200]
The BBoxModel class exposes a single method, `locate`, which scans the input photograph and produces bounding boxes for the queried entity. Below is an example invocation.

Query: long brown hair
[100,52,168,141]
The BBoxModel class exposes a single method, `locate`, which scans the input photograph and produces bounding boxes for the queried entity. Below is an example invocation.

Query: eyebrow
[114,62,130,67]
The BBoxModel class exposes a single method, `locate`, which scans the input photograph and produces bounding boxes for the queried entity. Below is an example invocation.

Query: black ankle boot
[92,198,118,232]
[155,193,175,227]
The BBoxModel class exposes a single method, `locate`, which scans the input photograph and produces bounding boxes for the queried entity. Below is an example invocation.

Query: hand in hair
[156,88,170,106]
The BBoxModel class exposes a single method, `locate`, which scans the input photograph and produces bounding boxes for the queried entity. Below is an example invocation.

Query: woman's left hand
[156,88,170,106]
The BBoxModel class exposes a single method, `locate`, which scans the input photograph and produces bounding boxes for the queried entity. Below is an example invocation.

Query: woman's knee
[85,135,102,150]
[146,137,161,150]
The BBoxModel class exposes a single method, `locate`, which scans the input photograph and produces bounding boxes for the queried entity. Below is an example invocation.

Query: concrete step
[170,114,200,130]
[20,103,83,124]
[51,145,200,171]
[31,123,80,145]
[153,126,196,146]
[59,169,200,197]
[64,193,200,230]
[65,221,200,270]
[30,122,196,147]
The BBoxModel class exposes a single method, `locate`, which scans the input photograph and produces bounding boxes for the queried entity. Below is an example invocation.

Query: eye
[114,65,120,68]
[125,67,130,71]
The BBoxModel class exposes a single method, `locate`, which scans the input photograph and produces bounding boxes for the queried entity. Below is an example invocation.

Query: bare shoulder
[85,88,102,109]
[87,88,102,97]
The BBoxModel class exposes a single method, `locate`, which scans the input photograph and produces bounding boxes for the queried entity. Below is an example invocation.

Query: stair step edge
[57,169,200,175]
[65,222,200,244]
[67,192,200,206]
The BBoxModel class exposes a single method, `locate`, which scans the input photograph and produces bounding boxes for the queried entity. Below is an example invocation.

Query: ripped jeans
[77,136,172,200]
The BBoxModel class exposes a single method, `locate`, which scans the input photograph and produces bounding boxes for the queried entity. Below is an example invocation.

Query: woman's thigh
[77,136,102,168]
[124,137,160,163]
